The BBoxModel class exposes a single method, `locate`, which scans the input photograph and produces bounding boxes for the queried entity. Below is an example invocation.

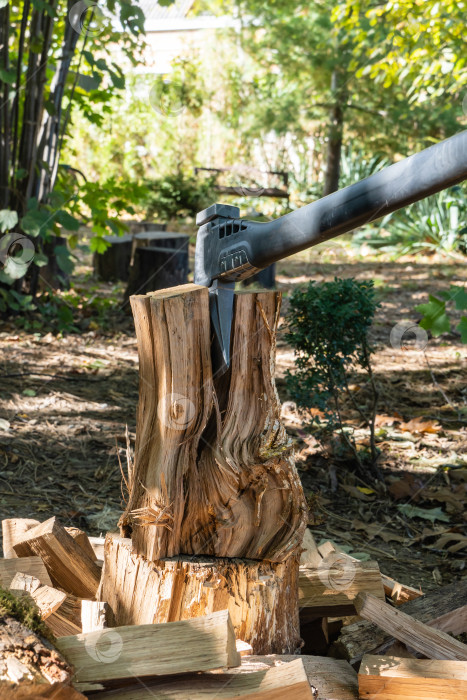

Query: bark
[0,610,72,685]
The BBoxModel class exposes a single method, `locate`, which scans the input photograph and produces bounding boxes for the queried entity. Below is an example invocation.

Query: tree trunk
[323,71,345,197]
[115,283,307,652]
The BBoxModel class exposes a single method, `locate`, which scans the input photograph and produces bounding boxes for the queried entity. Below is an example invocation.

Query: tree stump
[98,535,301,654]
[93,234,133,282]
[123,232,190,301]
[109,284,307,653]
[243,263,276,289]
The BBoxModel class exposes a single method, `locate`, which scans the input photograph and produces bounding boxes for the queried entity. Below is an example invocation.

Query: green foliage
[355,186,467,255]
[143,173,216,221]
[285,277,380,475]
[416,285,467,343]
[0,0,159,313]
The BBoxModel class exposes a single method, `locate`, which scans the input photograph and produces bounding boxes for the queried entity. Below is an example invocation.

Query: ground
[0,238,466,594]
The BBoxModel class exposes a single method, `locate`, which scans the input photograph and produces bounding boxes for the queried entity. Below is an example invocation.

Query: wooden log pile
[2,520,466,698]
[2,284,466,698]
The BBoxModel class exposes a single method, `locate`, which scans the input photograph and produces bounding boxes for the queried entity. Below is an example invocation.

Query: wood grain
[359,654,467,699]
[56,610,240,683]
[12,517,101,598]
[355,592,467,661]
[120,286,307,563]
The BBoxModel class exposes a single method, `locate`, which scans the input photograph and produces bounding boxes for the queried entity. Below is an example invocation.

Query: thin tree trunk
[0,4,11,209]
[323,70,346,196]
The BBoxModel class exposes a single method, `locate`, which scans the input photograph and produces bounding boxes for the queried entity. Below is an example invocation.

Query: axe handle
[229,130,467,275]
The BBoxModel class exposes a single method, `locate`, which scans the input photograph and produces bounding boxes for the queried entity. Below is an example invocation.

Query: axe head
[194,203,255,376]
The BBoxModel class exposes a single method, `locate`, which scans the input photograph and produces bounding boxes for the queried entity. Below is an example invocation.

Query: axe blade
[208,280,235,377]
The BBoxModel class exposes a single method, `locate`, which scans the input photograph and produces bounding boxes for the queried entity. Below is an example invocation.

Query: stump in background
[243,263,276,289]
[93,234,133,282]
[123,245,189,299]
[102,283,307,654]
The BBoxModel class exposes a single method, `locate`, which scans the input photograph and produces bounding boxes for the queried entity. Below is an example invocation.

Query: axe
[194,130,467,374]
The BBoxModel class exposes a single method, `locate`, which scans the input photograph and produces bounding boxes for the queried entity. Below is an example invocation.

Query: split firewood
[355,592,467,661]
[77,658,314,699]
[332,579,467,664]
[358,654,467,699]
[241,655,358,700]
[2,519,40,559]
[88,537,105,562]
[0,558,52,589]
[56,610,240,684]
[64,528,97,562]
[12,517,101,598]
[81,601,108,634]
[299,560,385,616]
[236,640,253,656]
[299,530,322,568]
[120,286,307,564]
[380,574,423,606]
[0,683,86,699]
[98,533,301,654]
[9,573,82,637]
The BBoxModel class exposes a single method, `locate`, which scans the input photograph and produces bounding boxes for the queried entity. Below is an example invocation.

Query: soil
[0,239,466,595]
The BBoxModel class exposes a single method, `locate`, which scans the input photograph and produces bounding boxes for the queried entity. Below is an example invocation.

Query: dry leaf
[397,417,442,434]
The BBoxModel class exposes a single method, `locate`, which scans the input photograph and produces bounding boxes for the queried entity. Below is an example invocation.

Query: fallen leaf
[397,417,442,434]
[432,533,467,553]
[352,519,406,544]
[0,418,10,431]
[397,504,450,523]
[357,486,376,495]
[341,485,374,501]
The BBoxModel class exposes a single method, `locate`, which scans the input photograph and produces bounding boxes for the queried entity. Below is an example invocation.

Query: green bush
[285,277,380,477]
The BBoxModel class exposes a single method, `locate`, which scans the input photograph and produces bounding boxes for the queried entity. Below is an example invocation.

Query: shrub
[285,277,380,477]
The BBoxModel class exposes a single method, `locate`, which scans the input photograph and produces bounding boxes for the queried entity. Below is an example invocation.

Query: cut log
[241,656,358,700]
[132,229,189,253]
[2,519,40,559]
[358,654,467,700]
[9,573,82,637]
[331,579,467,664]
[56,610,240,684]
[243,263,276,290]
[81,601,108,634]
[0,609,73,684]
[0,558,52,588]
[354,592,467,661]
[121,285,307,563]
[299,530,322,569]
[124,243,189,299]
[299,560,385,616]
[98,534,301,655]
[381,574,423,606]
[12,517,101,598]
[64,528,97,562]
[93,234,133,282]
[82,658,313,699]
[0,683,86,699]
[88,537,105,561]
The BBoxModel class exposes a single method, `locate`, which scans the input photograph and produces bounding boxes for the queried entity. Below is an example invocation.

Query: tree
[0,0,151,306]
[217,0,465,195]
